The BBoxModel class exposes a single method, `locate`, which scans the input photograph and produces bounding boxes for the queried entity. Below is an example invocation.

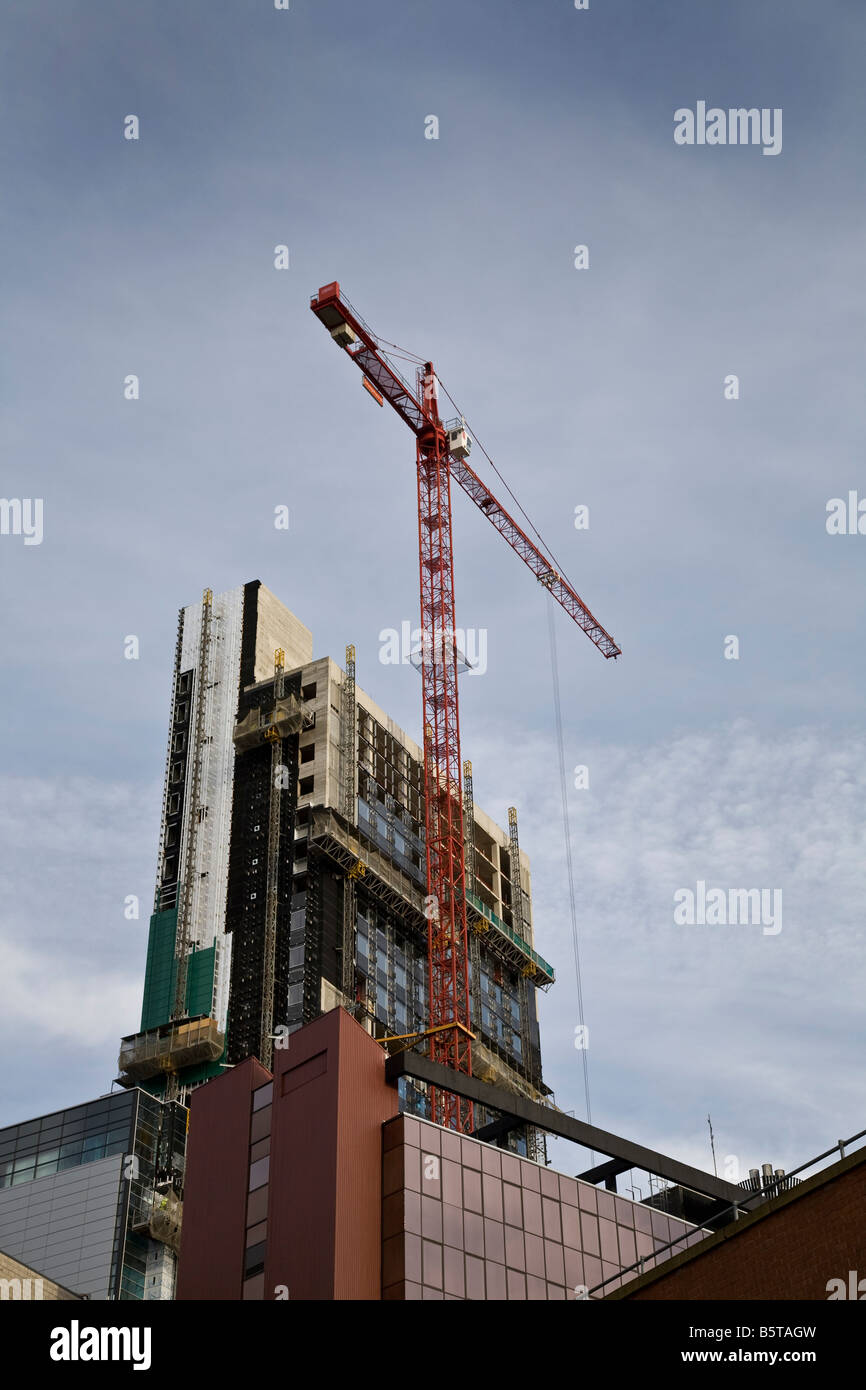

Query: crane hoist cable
[437,375,581,599]
[548,600,594,1150]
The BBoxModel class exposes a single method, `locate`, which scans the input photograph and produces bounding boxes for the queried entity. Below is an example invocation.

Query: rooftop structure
[177,1009,715,1301]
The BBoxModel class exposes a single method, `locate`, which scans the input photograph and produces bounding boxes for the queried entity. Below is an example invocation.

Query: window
[172,732,186,754]
[248,1156,269,1191]
[252,1083,273,1112]
[244,1242,266,1277]
[300,743,315,764]
[302,683,317,701]
[178,671,192,695]
[299,776,314,796]
[168,793,181,815]
[170,762,184,784]
[82,1134,106,1162]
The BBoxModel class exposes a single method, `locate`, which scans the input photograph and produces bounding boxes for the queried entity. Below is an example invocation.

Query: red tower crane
[311,282,620,1132]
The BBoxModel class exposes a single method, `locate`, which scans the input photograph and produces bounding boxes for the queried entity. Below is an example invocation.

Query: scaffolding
[259,649,285,1070]
[507,807,524,937]
[340,645,356,822]
[462,760,477,895]
[340,646,358,1002]
[508,807,546,1161]
[172,589,214,1025]
[154,611,185,915]
[118,1018,224,1085]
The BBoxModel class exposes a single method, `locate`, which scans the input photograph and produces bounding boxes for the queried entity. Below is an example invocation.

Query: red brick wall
[620,1155,866,1301]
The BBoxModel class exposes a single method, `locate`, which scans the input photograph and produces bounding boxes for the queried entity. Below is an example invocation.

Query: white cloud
[469,718,866,1175]
[0,776,158,1122]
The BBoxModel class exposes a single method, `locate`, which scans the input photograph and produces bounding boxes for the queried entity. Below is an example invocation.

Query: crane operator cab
[445,419,472,460]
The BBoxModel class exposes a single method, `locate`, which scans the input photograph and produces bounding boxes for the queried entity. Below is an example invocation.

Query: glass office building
[0,1089,186,1300]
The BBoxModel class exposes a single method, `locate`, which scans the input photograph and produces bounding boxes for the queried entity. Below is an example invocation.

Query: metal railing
[466,890,555,984]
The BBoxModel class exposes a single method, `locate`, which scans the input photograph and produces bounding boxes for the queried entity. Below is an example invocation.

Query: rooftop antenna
[707,1113,718,1177]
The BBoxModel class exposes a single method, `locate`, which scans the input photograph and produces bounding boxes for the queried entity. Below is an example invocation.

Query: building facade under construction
[117,582,555,1151]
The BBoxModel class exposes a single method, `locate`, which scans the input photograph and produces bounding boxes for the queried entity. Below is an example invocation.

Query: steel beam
[385,1049,744,1207]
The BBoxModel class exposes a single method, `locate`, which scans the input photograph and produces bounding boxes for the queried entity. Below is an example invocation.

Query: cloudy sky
[2,0,864,1189]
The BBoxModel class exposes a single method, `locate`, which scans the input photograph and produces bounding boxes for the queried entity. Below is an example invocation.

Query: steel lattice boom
[415,364,473,1131]
[311,281,620,1130]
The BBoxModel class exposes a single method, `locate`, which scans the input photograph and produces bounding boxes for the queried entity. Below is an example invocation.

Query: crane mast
[310,282,620,1132]
[415,362,473,1130]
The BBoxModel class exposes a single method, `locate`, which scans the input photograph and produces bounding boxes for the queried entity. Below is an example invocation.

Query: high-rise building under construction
[117,582,555,1149]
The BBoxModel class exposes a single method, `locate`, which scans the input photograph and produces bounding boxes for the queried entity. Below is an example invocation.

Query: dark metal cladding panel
[225,672,301,1064]
[303,852,343,1010]
[239,580,262,690]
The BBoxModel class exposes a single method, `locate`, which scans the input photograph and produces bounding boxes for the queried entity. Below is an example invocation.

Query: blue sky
[1,0,864,1189]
